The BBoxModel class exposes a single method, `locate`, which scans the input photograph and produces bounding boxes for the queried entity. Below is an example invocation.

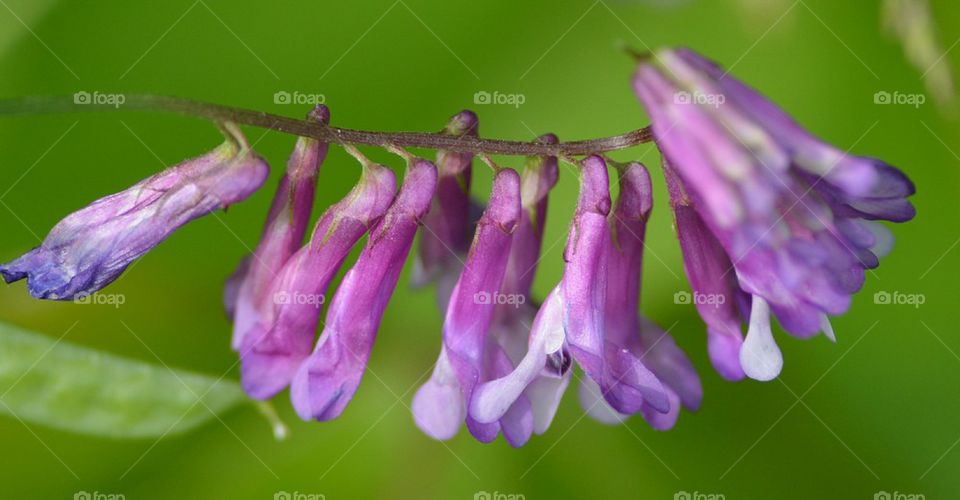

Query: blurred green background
[0,0,957,498]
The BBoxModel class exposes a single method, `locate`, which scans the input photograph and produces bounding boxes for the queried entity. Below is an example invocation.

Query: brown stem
[0,94,655,156]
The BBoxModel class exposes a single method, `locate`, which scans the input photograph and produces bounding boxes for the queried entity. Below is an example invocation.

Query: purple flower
[664,163,748,381]
[290,158,437,421]
[237,160,397,400]
[1,123,269,300]
[471,157,682,433]
[485,135,567,435]
[634,47,915,381]
[412,168,534,446]
[228,105,330,348]
[580,161,701,430]
[412,111,478,310]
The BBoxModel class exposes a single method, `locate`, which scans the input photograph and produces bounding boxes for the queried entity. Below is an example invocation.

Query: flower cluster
[0,47,914,446]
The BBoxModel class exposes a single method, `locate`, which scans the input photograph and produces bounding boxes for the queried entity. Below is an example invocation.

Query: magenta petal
[239,163,397,400]
[415,168,521,443]
[414,111,478,287]
[230,106,330,349]
[665,163,747,381]
[562,155,611,384]
[291,159,437,421]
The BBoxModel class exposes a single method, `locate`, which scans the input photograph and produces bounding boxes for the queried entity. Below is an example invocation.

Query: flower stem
[0,94,654,156]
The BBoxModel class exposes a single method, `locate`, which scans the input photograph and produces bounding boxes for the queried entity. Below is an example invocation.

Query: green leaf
[0,321,246,438]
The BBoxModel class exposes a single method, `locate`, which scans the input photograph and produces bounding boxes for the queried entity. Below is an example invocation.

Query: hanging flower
[634,47,915,380]
[1,123,269,300]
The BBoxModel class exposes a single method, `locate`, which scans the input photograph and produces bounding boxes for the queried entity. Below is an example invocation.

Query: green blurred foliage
[0,0,957,498]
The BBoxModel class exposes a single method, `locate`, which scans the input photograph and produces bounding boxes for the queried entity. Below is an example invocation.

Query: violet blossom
[291,158,437,421]
[634,47,916,381]
[1,123,269,300]
[237,157,396,400]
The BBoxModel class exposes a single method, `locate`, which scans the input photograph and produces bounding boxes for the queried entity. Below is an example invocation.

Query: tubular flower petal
[584,161,701,430]
[413,111,478,311]
[291,159,437,421]
[664,162,747,381]
[238,161,397,400]
[634,47,915,381]
[229,105,330,349]
[0,123,269,300]
[472,158,698,434]
[413,168,530,445]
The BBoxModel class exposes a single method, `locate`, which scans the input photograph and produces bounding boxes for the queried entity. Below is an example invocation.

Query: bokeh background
[1,0,958,498]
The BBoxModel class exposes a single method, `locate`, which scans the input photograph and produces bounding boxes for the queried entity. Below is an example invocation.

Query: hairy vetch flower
[0,45,918,446]
[227,105,330,344]
[580,161,702,429]
[1,123,269,300]
[634,47,916,381]
[411,111,478,311]
[470,157,683,435]
[291,158,437,421]
[237,157,396,400]
[413,168,535,446]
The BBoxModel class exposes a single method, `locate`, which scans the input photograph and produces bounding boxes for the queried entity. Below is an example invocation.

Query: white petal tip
[741,296,783,382]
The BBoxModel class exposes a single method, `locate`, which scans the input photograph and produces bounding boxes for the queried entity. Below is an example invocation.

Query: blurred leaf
[0,0,62,58]
[0,321,245,438]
